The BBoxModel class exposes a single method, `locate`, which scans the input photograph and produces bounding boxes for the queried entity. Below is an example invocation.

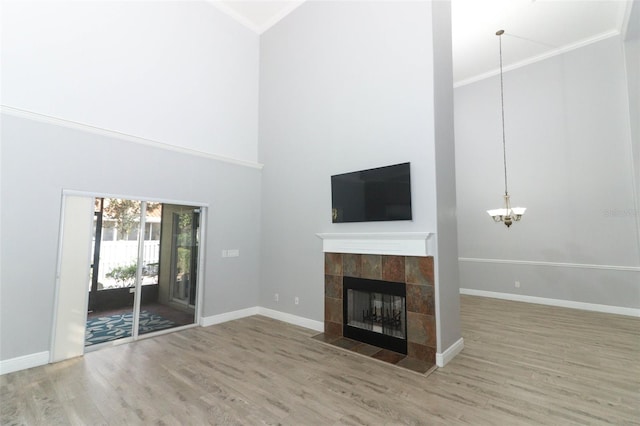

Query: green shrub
[106,262,138,286]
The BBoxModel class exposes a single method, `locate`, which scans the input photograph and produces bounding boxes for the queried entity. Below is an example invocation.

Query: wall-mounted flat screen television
[331,162,412,223]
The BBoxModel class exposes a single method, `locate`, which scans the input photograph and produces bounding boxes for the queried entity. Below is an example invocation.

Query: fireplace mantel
[316,232,434,256]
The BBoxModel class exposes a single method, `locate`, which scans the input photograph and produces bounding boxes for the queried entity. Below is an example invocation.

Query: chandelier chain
[498,32,509,196]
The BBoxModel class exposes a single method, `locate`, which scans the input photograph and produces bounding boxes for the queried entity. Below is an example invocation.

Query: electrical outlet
[222,250,227,258]
[515,281,521,288]
[294,296,299,305]
[274,293,279,302]
[228,249,240,257]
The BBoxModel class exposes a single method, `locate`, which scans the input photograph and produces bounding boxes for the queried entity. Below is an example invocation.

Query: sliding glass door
[139,204,200,337]
[84,198,201,348]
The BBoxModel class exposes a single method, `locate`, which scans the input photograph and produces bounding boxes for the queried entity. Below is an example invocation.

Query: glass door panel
[85,198,140,346]
[138,204,199,336]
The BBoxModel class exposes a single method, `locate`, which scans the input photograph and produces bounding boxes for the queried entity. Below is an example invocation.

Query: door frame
[50,190,208,360]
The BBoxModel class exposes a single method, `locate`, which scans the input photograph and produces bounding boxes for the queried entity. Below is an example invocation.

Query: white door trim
[50,195,94,362]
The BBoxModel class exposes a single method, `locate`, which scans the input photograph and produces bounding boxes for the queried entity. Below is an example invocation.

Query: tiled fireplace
[324,252,436,365]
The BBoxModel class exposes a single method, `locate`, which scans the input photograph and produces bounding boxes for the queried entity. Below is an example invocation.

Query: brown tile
[324,321,342,337]
[424,315,436,347]
[325,275,342,299]
[315,335,436,375]
[396,357,435,374]
[407,312,427,346]
[325,297,343,324]
[325,253,343,276]
[371,349,406,365]
[405,256,434,286]
[382,256,405,283]
[343,254,362,278]
[361,255,382,279]
[311,333,339,344]
[352,343,382,357]
[406,283,434,315]
[407,312,436,347]
[407,341,436,363]
[332,337,361,350]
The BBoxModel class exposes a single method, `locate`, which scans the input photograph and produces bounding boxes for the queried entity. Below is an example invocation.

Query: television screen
[331,162,412,223]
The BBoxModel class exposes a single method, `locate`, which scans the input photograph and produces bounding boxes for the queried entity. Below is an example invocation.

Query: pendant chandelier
[487,29,526,228]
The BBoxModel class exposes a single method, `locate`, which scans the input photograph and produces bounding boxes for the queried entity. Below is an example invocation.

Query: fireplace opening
[343,276,407,354]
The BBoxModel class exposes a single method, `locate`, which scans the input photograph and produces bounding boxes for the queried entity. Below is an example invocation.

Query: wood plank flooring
[2,295,639,425]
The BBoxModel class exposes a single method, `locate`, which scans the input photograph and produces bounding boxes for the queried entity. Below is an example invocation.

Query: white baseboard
[200,307,260,327]
[460,288,640,317]
[200,306,324,332]
[257,307,324,332]
[436,338,464,368]
[0,351,50,375]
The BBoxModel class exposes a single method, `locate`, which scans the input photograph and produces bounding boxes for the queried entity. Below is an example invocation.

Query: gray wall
[258,1,461,350]
[454,34,640,308]
[1,0,259,162]
[0,114,262,361]
[1,0,262,362]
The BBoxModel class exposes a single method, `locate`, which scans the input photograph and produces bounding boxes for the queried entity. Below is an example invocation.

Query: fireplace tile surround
[323,252,436,368]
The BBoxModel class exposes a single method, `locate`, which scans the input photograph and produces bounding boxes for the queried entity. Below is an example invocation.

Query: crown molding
[207,1,306,35]
[1,105,264,170]
[620,0,635,40]
[454,30,621,88]
[207,1,262,33]
[255,1,306,34]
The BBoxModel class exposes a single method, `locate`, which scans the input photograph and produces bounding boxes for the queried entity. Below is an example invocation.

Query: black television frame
[331,162,412,223]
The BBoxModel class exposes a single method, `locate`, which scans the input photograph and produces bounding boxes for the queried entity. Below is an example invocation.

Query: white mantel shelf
[316,232,434,257]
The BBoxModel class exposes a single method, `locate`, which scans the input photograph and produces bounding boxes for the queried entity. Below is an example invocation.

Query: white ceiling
[210,0,633,86]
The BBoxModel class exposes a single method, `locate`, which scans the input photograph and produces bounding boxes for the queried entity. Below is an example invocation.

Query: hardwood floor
[2,295,639,425]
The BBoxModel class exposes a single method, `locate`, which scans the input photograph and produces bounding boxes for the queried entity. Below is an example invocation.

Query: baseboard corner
[257,307,324,332]
[200,306,260,327]
[436,337,464,368]
[200,306,324,333]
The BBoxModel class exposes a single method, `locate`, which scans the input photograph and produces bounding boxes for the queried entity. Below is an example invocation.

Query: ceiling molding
[207,1,306,35]
[1,105,264,170]
[207,1,263,33]
[256,1,306,34]
[621,0,639,40]
[454,29,621,88]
